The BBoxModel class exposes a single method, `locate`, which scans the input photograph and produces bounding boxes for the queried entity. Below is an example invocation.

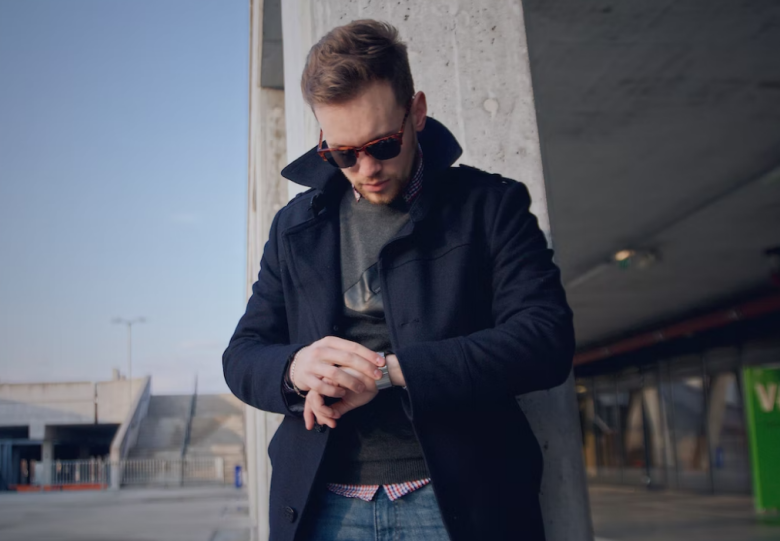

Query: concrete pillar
[215,457,225,482]
[247,1,290,539]
[582,395,597,477]
[625,391,644,461]
[40,438,54,486]
[110,461,121,491]
[29,423,45,441]
[278,2,592,539]
[707,373,733,455]
[642,388,664,469]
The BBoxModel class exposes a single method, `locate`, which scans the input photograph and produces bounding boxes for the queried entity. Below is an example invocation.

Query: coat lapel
[282,208,343,338]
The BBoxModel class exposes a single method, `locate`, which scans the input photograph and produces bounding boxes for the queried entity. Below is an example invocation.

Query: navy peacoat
[223,117,575,541]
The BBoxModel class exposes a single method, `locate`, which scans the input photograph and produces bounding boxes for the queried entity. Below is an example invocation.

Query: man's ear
[411,91,427,132]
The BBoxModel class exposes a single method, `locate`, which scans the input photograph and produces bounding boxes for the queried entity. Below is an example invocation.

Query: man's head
[302,20,427,205]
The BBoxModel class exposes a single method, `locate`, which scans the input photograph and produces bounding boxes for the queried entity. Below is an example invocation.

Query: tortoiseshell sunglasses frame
[317,101,412,168]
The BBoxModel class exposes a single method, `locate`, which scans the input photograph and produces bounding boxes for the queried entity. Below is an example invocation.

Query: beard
[354,174,410,205]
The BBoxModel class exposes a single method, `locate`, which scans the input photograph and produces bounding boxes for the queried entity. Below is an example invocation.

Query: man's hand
[291,336,385,398]
[303,390,339,430]
[304,367,379,430]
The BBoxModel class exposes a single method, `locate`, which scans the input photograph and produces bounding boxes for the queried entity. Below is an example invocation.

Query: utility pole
[111,317,146,403]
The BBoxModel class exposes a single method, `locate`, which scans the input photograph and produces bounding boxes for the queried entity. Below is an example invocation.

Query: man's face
[314,81,426,205]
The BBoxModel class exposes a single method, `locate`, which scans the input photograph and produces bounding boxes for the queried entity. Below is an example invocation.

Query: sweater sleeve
[396,181,575,420]
[222,211,307,417]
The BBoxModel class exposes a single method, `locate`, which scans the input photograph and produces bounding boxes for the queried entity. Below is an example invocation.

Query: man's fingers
[330,400,350,417]
[315,411,337,429]
[306,376,346,398]
[304,400,315,430]
[321,337,385,366]
[309,391,340,419]
[316,363,373,393]
[295,338,384,393]
[330,399,362,417]
[305,392,338,429]
[317,348,384,382]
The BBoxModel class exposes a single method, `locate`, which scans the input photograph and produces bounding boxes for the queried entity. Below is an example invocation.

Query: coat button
[332,324,340,332]
[284,506,297,523]
[314,423,325,433]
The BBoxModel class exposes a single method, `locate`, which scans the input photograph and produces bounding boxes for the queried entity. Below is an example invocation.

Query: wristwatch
[375,352,393,390]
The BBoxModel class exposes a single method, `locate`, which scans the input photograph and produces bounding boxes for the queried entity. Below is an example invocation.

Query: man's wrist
[386,354,406,388]
[285,347,308,397]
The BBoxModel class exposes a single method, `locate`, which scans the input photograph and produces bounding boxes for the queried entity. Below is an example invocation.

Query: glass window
[617,369,648,486]
[706,347,751,494]
[593,375,623,484]
[577,378,597,479]
[641,366,672,488]
[669,355,710,492]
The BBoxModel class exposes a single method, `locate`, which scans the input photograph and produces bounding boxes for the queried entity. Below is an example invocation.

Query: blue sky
[0,0,249,394]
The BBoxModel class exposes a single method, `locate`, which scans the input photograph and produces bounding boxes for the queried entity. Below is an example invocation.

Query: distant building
[0,374,245,490]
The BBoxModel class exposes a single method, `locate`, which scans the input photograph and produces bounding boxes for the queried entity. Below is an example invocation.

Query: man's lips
[361,179,390,192]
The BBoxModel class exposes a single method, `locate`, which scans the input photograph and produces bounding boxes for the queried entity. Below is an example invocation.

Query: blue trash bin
[234,465,243,488]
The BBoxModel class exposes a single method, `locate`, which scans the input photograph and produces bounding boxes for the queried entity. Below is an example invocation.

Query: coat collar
[279,120,462,335]
[280,116,463,195]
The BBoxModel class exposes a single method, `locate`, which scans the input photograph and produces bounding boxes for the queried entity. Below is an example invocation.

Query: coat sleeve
[222,211,307,417]
[395,181,575,419]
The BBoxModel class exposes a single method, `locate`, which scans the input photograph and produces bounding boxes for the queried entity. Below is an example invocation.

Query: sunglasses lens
[322,147,357,169]
[366,138,402,161]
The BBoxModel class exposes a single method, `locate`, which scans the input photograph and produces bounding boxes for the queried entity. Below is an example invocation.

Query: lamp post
[111,317,146,401]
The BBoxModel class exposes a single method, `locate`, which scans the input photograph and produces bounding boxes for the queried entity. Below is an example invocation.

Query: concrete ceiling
[523,0,780,346]
[261,0,283,89]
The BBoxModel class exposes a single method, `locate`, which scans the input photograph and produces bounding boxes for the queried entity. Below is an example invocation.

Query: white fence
[29,457,225,488]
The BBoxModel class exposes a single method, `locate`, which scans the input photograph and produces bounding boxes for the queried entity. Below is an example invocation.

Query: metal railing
[181,375,198,458]
[30,457,225,489]
[110,375,152,464]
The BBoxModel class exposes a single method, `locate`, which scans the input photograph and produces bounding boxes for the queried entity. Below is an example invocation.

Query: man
[223,19,574,541]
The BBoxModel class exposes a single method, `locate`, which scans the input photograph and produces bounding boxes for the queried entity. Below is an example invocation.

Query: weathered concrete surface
[283,0,551,227]
[0,378,145,428]
[590,485,780,541]
[0,486,251,541]
[246,2,291,539]
[521,0,780,345]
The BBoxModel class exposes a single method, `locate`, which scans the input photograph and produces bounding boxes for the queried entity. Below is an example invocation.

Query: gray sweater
[320,189,429,485]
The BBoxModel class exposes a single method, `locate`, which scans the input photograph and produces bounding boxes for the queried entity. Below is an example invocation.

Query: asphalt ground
[0,483,777,540]
[590,485,780,541]
[0,486,251,541]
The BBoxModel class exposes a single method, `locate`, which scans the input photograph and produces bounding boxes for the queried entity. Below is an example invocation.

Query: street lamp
[111,317,146,385]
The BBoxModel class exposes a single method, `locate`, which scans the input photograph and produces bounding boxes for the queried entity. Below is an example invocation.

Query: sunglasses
[317,101,412,169]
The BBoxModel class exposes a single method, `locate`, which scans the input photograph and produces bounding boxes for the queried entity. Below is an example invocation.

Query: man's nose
[357,152,382,178]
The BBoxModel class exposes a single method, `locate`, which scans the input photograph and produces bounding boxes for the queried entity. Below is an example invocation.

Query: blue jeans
[300,483,451,540]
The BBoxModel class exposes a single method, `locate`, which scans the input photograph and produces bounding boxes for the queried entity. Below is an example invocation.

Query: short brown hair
[301,20,414,107]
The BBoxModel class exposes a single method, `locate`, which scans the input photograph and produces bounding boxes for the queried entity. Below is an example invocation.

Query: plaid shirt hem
[327,478,431,502]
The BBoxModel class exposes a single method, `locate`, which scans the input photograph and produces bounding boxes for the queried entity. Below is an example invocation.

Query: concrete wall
[96,379,146,424]
[246,1,290,537]
[0,382,95,428]
[282,0,550,228]
[109,376,151,486]
[0,378,145,432]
